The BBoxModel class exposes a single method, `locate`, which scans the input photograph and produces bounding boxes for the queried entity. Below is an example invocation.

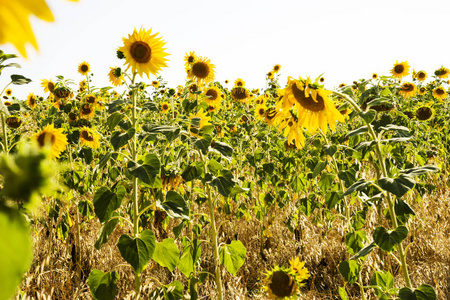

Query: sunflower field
[1,24,450,300]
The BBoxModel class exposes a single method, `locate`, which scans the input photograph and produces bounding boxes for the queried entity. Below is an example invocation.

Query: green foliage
[88,269,118,300]
[117,230,156,275]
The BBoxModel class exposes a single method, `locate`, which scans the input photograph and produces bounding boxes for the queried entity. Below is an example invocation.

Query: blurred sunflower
[264,107,279,126]
[6,116,22,129]
[372,73,378,79]
[264,266,299,299]
[391,61,410,79]
[3,100,12,106]
[203,86,222,106]
[26,93,37,109]
[273,64,281,73]
[5,89,12,96]
[234,78,245,87]
[160,102,170,113]
[118,27,169,78]
[80,103,95,119]
[267,71,274,80]
[414,70,427,82]
[79,126,100,149]
[230,86,250,103]
[151,80,160,88]
[41,79,55,94]
[418,87,426,95]
[189,109,211,129]
[85,94,98,107]
[187,56,216,85]
[434,66,450,79]
[432,86,447,100]
[289,257,310,283]
[108,67,124,87]
[68,112,78,125]
[398,82,417,98]
[78,61,90,75]
[33,124,68,159]
[416,105,433,121]
[184,51,197,67]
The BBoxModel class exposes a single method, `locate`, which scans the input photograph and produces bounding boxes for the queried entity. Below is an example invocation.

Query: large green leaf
[157,191,189,220]
[93,185,126,223]
[369,270,394,298]
[373,226,408,252]
[219,240,246,275]
[106,112,125,131]
[312,160,327,178]
[345,230,367,255]
[209,169,236,198]
[110,128,135,150]
[11,74,32,85]
[193,134,212,154]
[401,165,440,177]
[153,238,180,272]
[347,126,369,137]
[117,230,156,275]
[145,125,180,142]
[0,208,33,300]
[359,110,376,124]
[181,162,203,182]
[338,260,361,285]
[398,284,436,300]
[88,269,118,300]
[149,280,184,300]
[127,153,161,187]
[378,174,415,198]
[178,237,202,277]
[210,140,233,158]
[343,178,372,196]
[94,213,119,250]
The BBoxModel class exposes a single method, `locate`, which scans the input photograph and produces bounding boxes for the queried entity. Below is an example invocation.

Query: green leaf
[399,284,436,300]
[78,200,94,220]
[401,165,440,177]
[345,230,367,255]
[323,144,338,156]
[93,185,126,223]
[181,162,203,182]
[194,134,212,154]
[209,169,236,198]
[395,199,416,224]
[178,237,202,277]
[350,242,376,260]
[110,128,135,151]
[370,270,394,298]
[347,126,369,137]
[290,174,308,192]
[210,140,233,158]
[338,260,361,285]
[338,167,358,188]
[207,158,223,175]
[88,269,118,300]
[198,124,215,136]
[312,160,327,178]
[158,191,189,220]
[219,240,246,275]
[0,208,33,300]
[149,281,184,300]
[379,124,410,136]
[106,112,124,131]
[11,74,32,85]
[98,153,111,170]
[344,178,372,196]
[325,191,342,210]
[338,287,349,300]
[153,238,180,272]
[117,230,156,275]
[145,125,180,142]
[373,226,408,252]
[127,153,161,187]
[359,110,376,124]
[378,174,415,198]
[94,213,119,250]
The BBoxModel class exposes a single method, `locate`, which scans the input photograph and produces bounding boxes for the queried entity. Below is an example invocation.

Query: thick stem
[1,112,8,153]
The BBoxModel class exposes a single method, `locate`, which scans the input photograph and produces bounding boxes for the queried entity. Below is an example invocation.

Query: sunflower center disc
[130,41,152,63]
[37,132,56,147]
[206,89,218,100]
[394,65,404,74]
[268,270,297,298]
[416,107,432,120]
[81,65,89,73]
[291,83,324,112]
[402,84,414,92]
[232,87,248,100]
[436,89,444,95]
[81,130,94,141]
[81,104,93,115]
[192,62,209,79]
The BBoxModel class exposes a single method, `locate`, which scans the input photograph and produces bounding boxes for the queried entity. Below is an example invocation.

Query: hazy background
[1,0,449,99]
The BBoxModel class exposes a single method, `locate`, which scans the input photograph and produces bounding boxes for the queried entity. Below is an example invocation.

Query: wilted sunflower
[203,86,222,106]
[264,266,299,299]
[432,86,447,100]
[78,61,90,75]
[184,51,197,67]
[160,102,170,113]
[230,86,250,103]
[53,86,72,99]
[26,93,37,109]
[118,27,169,78]
[391,61,410,79]
[414,70,427,82]
[434,66,450,79]
[416,106,433,121]
[273,64,281,73]
[399,82,417,98]
[41,79,55,93]
[79,126,100,149]
[33,124,68,159]
[187,56,216,85]
[234,78,245,87]
[108,67,124,87]
[280,76,345,134]
[80,103,95,119]
[6,116,22,129]
[68,112,78,125]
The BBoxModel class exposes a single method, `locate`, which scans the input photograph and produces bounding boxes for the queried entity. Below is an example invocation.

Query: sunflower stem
[0,112,8,153]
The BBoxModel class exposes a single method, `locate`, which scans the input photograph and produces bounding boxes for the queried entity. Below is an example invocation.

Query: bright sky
[1,0,450,99]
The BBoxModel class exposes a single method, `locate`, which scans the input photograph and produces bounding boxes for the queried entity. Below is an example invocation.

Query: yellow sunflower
[278,116,305,149]
[186,56,216,85]
[152,80,160,88]
[189,109,211,130]
[5,89,13,96]
[79,126,100,149]
[255,104,267,120]
[78,61,90,76]
[398,82,417,98]
[203,86,222,106]
[432,86,447,100]
[416,105,433,121]
[234,78,245,87]
[264,107,279,126]
[33,124,68,159]
[391,61,410,79]
[184,51,197,67]
[80,103,95,119]
[118,27,169,79]
[372,73,378,79]
[267,71,274,80]
[418,86,426,95]
[3,100,12,106]
[281,76,345,134]
[414,70,427,82]
[434,66,450,79]
[26,93,37,109]
[41,79,55,94]
[85,94,98,107]
[273,64,281,73]
[289,257,310,283]
[230,86,250,103]
[108,67,124,87]
[264,266,299,299]
[160,102,171,113]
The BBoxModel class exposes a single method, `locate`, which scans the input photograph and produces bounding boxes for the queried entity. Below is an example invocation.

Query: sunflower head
[418,87,426,95]
[33,124,68,159]
[234,78,245,87]
[273,64,281,73]
[160,102,171,113]
[6,116,22,129]
[372,73,378,79]
[41,79,55,94]
[432,86,447,100]
[78,61,91,75]
[231,86,250,103]
[434,66,450,79]
[53,86,72,99]
[391,61,410,79]
[264,266,299,299]
[416,106,433,121]
[255,105,266,120]
[203,86,222,105]
[26,93,38,109]
[118,27,169,78]
[399,82,417,98]
[267,71,274,80]
[289,257,310,284]
[187,56,216,85]
[79,127,100,149]
[414,70,427,82]
[108,67,124,87]
[184,51,197,67]
[5,89,13,96]
[80,103,95,119]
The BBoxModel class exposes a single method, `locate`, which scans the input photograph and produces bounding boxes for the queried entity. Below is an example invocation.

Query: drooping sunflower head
[78,61,91,76]
[399,82,417,98]
[6,116,22,129]
[80,103,95,119]
[234,78,245,87]
[186,56,216,85]
[230,86,250,103]
[273,64,281,73]
[53,86,72,99]
[33,124,68,159]
[41,79,55,94]
[432,86,447,100]
[160,102,171,114]
[391,61,410,79]
[184,51,197,67]
[108,67,124,87]
[416,106,433,121]
[79,126,100,149]
[434,66,450,79]
[203,86,222,106]
[26,93,38,109]
[414,70,427,82]
[264,266,299,299]
[118,27,169,78]
[68,112,78,125]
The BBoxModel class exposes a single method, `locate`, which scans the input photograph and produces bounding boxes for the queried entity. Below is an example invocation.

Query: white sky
[1,0,450,99]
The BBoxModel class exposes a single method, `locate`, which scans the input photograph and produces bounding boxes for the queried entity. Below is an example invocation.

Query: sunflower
[184,51,197,67]
[80,103,95,119]
[273,64,281,73]
[434,66,450,79]
[432,86,447,100]
[79,126,100,149]
[230,86,250,103]
[108,67,124,87]
[151,80,160,89]
[372,73,378,79]
[278,115,305,149]
[418,87,426,95]
[3,100,12,106]
[281,76,345,134]
[399,82,417,98]
[203,86,222,106]
[33,124,68,159]
[189,109,211,132]
[264,107,279,126]
[6,116,22,129]
[26,93,37,109]
[40,79,55,94]
[391,61,410,79]
[264,266,299,299]
[224,79,229,84]
[416,106,433,121]
[5,89,12,96]
[68,112,78,125]
[118,27,169,79]
[78,61,90,75]
[85,94,98,107]
[187,56,216,85]
[234,78,245,87]
[255,95,267,106]
[267,71,274,80]
[215,125,224,138]
[255,104,267,120]
[160,102,170,113]
[53,86,72,99]
[414,70,427,82]
[289,257,310,283]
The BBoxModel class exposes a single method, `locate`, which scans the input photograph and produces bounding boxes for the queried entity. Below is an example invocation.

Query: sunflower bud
[116,50,125,59]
